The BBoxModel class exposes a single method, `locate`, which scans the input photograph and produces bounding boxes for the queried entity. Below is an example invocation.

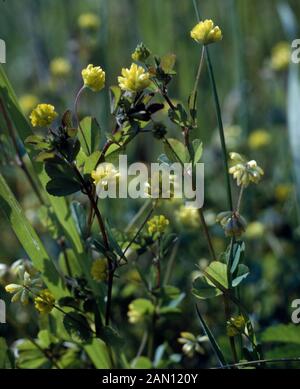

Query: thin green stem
[74,85,91,155]
[215,357,300,370]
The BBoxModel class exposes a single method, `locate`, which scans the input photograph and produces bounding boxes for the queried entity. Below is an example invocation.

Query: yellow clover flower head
[248,129,271,150]
[275,184,292,202]
[147,215,169,236]
[50,57,71,78]
[29,103,58,127]
[78,13,100,30]
[229,152,264,187]
[19,94,38,115]
[34,289,55,314]
[226,315,246,337]
[175,205,200,228]
[82,64,105,92]
[118,63,151,93]
[271,41,290,71]
[245,221,265,239]
[190,19,223,45]
[91,258,108,282]
[91,162,120,197]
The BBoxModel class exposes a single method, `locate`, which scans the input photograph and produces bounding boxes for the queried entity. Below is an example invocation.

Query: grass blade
[195,304,227,367]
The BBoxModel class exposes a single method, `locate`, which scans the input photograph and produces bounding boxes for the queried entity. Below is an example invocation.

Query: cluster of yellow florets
[78,13,101,30]
[190,19,222,45]
[50,57,71,78]
[29,103,58,127]
[229,152,264,187]
[34,289,55,314]
[271,41,290,71]
[118,63,151,93]
[147,215,169,235]
[226,315,246,337]
[82,64,106,92]
[91,258,108,282]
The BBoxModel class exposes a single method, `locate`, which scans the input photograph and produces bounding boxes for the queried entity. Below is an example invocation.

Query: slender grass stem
[74,85,91,155]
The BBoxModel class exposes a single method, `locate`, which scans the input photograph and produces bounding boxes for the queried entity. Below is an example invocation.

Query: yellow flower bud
[91,258,108,282]
[82,64,105,92]
[29,104,58,127]
[118,63,151,93]
[34,289,55,314]
[5,284,22,294]
[190,19,222,45]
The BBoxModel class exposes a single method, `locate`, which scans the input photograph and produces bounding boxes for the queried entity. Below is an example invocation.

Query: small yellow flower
[82,64,105,92]
[78,13,100,30]
[29,104,58,127]
[229,153,264,187]
[19,94,38,115]
[275,184,292,202]
[271,42,290,71]
[175,205,199,228]
[245,221,265,239]
[50,57,71,78]
[248,129,271,150]
[91,162,120,196]
[91,258,107,282]
[118,63,151,93]
[190,19,222,45]
[34,289,55,314]
[147,215,169,235]
[227,315,246,337]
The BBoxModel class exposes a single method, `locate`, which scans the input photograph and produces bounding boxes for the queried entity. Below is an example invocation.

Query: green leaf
[58,297,80,310]
[84,338,112,368]
[192,139,203,164]
[70,201,87,239]
[63,311,92,342]
[84,150,101,174]
[0,338,13,368]
[132,356,152,369]
[0,172,66,298]
[261,324,300,345]
[232,264,249,287]
[79,116,101,155]
[46,178,81,197]
[192,276,221,300]
[204,261,228,290]
[109,86,122,113]
[164,138,188,164]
